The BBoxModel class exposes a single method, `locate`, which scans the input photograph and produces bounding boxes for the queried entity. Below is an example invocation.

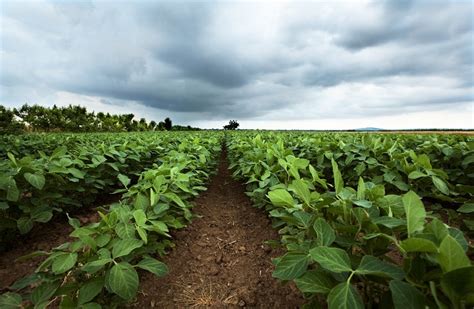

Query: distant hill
[354,127,383,131]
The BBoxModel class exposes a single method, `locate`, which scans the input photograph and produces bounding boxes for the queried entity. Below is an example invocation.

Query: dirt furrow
[132,149,304,308]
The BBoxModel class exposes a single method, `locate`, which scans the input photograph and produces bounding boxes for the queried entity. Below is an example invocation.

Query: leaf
[68,167,85,179]
[408,171,426,179]
[52,253,78,274]
[272,252,309,280]
[17,217,33,234]
[356,177,365,200]
[331,158,343,195]
[115,223,136,239]
[31,281,60,305]
[107,262,139,300]
[0,292,22,309]
[440,266,474,305]
[432,176,449,195]
[355,255,405,279]
[6,182,19,202]
[289,179,311,206]
[400,238,438,253]
[133,209,147,226]
[309,246,352,273]
[327,282,363,309]
[82,259,112,273]
[78,277,104,305]
[164,192,186,208]
[112,238,143,259]
[267,189,295,208]
[10,273,42,290]
[136,257,168,277]
[389,280,426,309]
[402,191,426,237]
[457,203,474,214]
[118,174,130,188]
[372,216,406,228]
[294,269,336,294]
[438,235,470,273]
[24,173,45,190]
[313,218,336,246]
[134,193,149,210]
[353,200,372,208]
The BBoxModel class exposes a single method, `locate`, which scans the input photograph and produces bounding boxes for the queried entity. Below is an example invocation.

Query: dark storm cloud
[337,0,473,50]
[0,0,472,124]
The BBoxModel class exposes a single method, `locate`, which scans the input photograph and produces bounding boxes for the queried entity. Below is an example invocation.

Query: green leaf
[356,177,365,200]
[115,223,136,239]
[440,266,474,305]
[107,262,139,300]
[289,179,311,206]
[408,171,426,179]
[0,202,8,210]
[17,217,33,234]
[6,182,19,202]
[313,218,336,246]
[438,235,470,273]
[136,257,168,277]
[309,246,352,273]
[272,252,309,280]
[52,253,78,274]
[31,281,60,305]
[457,203,474,214]
[112,238,143,259]
[372,216,406,228]
[78,278,104,305]
[331,158,343,195]
[133,209,147,226]
[432,176,449,195]
[0,292,22,309]
[389,280,426,309]
[402,191,426,237]
[294,269,336,294]
[400,238,438,253]
[327,282,363,309]
[68,167,85,179]
[118,174,130,188]
[136,226,148,244]
[355,255,405,279]
[164,192,187,208]
[82,259,112,273]
[134,193,149,210]
[267,189,295,208]
[24,172,45,190]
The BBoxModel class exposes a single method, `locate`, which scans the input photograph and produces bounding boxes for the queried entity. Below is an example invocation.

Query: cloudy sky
[1,0,473,129]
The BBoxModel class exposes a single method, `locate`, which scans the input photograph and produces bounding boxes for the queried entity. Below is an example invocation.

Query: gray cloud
[0,0,472,127]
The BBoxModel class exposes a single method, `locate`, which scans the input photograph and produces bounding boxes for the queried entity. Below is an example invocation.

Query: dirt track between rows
[131,149,304,308]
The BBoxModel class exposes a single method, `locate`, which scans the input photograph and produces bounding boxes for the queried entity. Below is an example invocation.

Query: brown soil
[130,149,304,308]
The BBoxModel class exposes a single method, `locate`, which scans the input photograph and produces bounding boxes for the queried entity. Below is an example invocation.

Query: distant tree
[164,117,172,131]
[0,105,24,134]
[224,120,239,130]
[157,121,165,131]
[149,120,157,131]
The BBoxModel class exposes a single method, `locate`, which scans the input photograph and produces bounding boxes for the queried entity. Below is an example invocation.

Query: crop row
[227,132,473,308]
[0,133,221,308]
[0,132,202,243]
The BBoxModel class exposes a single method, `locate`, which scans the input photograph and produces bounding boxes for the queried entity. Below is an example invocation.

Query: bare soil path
[132,149,304,308]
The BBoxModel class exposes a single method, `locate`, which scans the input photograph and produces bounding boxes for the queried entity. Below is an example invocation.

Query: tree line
[0,104,200,134]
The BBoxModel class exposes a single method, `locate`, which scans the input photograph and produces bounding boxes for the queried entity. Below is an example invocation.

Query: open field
[0,131,473,308]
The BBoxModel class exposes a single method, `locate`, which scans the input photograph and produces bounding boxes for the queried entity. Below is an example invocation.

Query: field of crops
[0,131,473,308]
